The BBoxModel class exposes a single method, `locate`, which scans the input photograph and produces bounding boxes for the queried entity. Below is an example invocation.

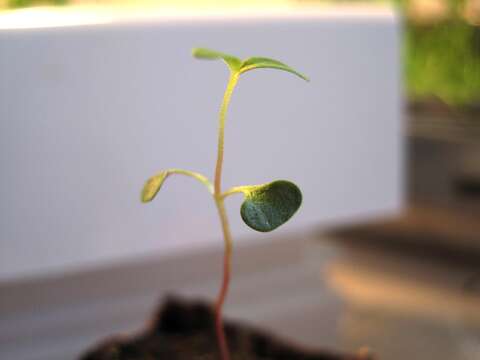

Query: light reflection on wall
[0,1,393,30]
[0,7,113,28]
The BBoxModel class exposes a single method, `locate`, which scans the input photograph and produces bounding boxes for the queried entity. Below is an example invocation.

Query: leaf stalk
[220,185,255,200]
[167,169,214,193]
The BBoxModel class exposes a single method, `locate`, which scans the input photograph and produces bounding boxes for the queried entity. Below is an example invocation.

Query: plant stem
[213,71,239,360]
[214,72,239,195]
[213,197,233,360]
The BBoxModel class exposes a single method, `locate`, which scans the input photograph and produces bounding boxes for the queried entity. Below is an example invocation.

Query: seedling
[141,48,308,360]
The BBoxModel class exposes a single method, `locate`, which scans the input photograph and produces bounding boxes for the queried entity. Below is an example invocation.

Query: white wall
[0,6,403,281]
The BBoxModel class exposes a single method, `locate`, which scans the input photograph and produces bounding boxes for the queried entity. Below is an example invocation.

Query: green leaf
[240,57,309,81]
[192,48,309,81]
[240,180,302,232]
[192,48,242,72]
[141,171,169,203]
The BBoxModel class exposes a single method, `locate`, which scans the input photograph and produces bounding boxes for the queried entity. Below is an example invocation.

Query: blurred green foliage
[403,5,480,106]
[308,0,480,107]
[7,0,67,8]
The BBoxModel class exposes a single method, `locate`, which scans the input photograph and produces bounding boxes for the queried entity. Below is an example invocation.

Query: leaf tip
[140,182,155,203]
[140,172,168,204]
[300,73,310,82]
[191,47,205,59]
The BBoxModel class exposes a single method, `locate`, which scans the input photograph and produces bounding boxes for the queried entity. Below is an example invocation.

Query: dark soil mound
[81,297,372,360]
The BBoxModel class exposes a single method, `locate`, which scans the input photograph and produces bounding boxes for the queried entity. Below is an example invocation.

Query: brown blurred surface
[316,107,480,359]
[1,228,479,360]
[324,105,480,262]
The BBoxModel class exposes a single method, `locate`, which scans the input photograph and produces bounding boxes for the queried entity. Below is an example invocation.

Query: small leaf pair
[141,172,302,233]
[192,48,309,81]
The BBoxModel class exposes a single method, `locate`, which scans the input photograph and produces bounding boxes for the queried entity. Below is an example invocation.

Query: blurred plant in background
[2,0,67,10]
[403,0,480,108]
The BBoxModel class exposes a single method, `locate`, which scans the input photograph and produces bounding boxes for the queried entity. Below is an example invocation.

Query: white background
[0,8,403,281]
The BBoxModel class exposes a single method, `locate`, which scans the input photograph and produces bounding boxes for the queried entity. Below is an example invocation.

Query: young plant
[141,48,308,360]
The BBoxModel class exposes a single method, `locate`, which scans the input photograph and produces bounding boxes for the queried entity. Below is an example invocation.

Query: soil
[81,296,372,360]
